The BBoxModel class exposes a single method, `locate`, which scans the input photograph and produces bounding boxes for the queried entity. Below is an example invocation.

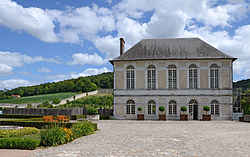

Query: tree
[52,98,61,105]
[241,99,250,115]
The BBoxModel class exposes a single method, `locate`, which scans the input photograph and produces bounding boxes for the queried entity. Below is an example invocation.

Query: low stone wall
[243,115,250,122]
[3,108,83,116]
[2,108,113,116]
[97,89,113,93]
[232,113,243,120]
[58,90,98,105]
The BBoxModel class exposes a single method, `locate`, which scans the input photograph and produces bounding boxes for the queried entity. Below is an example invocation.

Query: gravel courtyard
[30,120,250,157]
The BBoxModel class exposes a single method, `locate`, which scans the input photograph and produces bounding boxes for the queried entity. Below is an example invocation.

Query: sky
[0,0,250,90]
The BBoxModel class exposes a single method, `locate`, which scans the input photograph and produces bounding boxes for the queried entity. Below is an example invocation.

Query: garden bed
[0,121,97,149]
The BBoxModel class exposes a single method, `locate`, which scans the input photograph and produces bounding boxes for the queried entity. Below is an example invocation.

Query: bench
[57,115,70,122]
[43,115,58,122]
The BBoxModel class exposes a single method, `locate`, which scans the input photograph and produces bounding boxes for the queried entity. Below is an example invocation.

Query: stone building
[110,38,236,120]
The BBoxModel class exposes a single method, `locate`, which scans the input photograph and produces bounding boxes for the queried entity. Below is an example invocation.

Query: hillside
[0,72,113,100]
[0,92,79,104]
[233,79,250,91]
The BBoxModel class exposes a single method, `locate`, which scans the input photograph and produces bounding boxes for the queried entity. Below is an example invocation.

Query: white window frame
[169,100,177,115]
[147,65,156,89]
[211,100,219,115]
[210,64,219,89]
[126,65,135,89]
[189,64,198,89]
[126,100,135,114]
[148,100,156,115]
[168,65,177,89]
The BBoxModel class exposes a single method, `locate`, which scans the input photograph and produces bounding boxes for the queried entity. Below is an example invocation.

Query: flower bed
[41,121,96,146]
[0,117,97,149]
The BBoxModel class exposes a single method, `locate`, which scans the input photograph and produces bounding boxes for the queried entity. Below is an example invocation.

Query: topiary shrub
[87,106,98,115]
[159,106,165,112]
[138,107,142,111]
[203,106,210,111]
[203,105,210,115]
[181,106,187,112]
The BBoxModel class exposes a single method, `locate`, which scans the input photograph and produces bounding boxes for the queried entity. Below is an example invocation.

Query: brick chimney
[120,38,125,55]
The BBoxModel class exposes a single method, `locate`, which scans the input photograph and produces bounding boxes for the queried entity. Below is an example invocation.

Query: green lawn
[0,92,79,104]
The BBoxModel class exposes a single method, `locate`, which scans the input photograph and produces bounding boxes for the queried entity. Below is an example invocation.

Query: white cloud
[38,68,51,73]
[46,67,111,82]
[0,51,60,76]
[71,67,111,78]
[0,0,57,42]
[46,74,70,82]
[0,79,32,90]
[0,51,60,67]
[93,36,120,58]
[70,53,106,65]
[0,63,13,76]
[47,5,115,43]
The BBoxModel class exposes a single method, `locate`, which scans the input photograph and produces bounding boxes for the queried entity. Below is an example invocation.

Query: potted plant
[87,106,99,120]
[158,106,166,120]
[202,105,211,121]
[137,106,144,120]
[180,106,188,121]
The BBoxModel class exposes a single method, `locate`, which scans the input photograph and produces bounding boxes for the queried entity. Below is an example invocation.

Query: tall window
[169,100,177,115]
[126,100,135,114]
[126,65,135,89]
[168,64,177,89]
[211,100,219,115]
[148,65,156,89]
[189,100,197,114]
[210,64,219,88]
[148,100,156,115]
[189,64,198,88]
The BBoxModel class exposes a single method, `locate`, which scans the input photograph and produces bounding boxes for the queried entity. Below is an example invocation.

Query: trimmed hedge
[0,127,39,138]
[0,120,74,129]
[0,138,40,149]
[0,120,97,130]
[0,114,43,119]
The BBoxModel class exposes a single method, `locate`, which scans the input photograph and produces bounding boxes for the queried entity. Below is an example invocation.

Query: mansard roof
[110,38,236,63]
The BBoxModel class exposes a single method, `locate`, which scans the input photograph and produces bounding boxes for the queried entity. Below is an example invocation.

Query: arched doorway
[189,100,198,120]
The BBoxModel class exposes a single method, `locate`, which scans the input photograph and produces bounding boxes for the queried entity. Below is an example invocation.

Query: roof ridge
[110,38,237,64]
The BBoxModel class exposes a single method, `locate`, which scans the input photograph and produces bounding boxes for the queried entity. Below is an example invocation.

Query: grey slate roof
[110,38,236,63]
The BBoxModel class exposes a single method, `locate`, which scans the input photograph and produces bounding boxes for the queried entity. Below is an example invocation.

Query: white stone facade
[113,60,234,120]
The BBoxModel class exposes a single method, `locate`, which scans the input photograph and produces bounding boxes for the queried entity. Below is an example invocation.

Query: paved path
[30,120,250,157]
[0,149,36,157]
